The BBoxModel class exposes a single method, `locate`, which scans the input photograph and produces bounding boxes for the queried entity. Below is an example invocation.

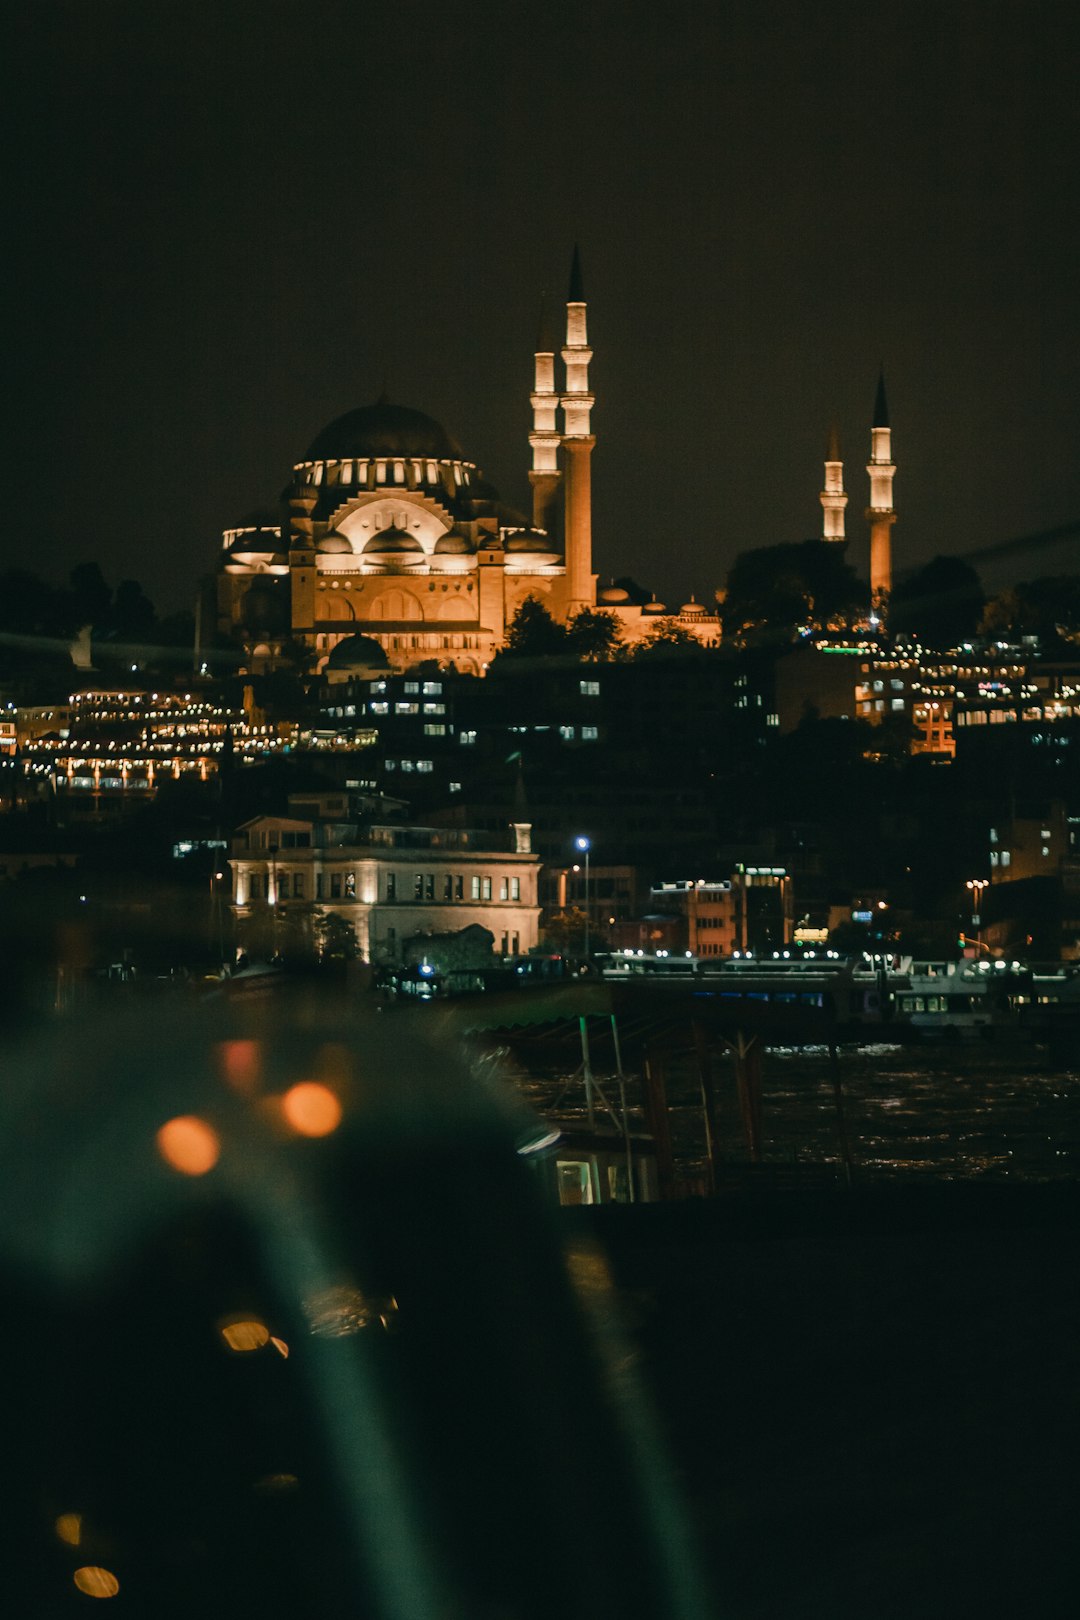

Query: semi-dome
[317,531,353,554]
[305,400,462,463]
[362,525,423,555]
[325,634,391,673]
[228,529,279,557]
[433,529,473,554]
[503,528,559,555]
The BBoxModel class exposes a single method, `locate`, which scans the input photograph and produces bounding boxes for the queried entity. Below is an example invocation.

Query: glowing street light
[575,836,591,961]
[971,881,990,952]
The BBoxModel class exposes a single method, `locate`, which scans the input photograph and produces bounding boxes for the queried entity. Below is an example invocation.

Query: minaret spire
[528,291,562,535]
[820,422,848,543]
[560,244,596,614]
[865,368,896,618]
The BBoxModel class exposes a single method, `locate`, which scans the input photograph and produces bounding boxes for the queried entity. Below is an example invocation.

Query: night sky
[11,0,1080,614]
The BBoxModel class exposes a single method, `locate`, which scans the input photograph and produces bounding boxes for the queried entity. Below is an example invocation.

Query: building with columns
[218,251,720,674]
[230,801,541,965]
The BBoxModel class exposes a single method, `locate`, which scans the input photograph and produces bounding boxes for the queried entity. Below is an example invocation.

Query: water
[494,1038,1080,1184]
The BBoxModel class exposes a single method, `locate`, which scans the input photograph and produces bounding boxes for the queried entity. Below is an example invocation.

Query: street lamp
[966,878,988,955]
[575,836,591,961]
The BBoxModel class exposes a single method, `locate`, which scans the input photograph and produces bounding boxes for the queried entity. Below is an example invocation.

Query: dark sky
[10,0,1080,614]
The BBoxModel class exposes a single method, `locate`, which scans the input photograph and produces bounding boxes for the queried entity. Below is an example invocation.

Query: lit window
[422,681,442,695]
[424,723,446,736]
[1001,851,1011,867]
[471,876,481,900]
[481,877,492,900]
[460,730,477,745]
[414,874,423,900]
[386,873,397,900]
[449,781,462,793]
[404,682,419,694]
[559,725,575,740]
[891,699,905,711]
[511,877,520,900]
[582,725,598,741]
[580,680,600,696]
[370,702,389,715]
[500,878,509,901]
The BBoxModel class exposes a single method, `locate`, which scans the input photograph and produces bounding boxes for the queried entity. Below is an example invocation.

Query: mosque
[216,251,722,675]
[217,253,898,674]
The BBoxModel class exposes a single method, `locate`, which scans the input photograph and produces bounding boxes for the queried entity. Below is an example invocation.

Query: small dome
[317,531,353,554]
[433,529,473,554]
[229,529,278,557]
[599,586,630,604]
[680,599,705,617]
[306,400,461,462]
[325,634,391,673]
[503,528,559,555]
[363,524,423,555]
[642,599,667,616]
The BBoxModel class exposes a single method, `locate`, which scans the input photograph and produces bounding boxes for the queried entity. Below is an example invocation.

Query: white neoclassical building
[230,806,541,964]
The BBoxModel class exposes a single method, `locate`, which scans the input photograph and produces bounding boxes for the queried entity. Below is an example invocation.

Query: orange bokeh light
[73,1566,120,1598]
[220,1317,269,1353]
[156,1115,220,1176]
[55,1512,82,1546]
[281,1082,342,1138]
[270,1336,290,1358]
[217,1038,262,1095]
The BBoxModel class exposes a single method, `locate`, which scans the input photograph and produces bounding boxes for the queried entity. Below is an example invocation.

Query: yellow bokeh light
[73,1566,120,1598]
[156,1115,220,1176]
[281,1082,342,1138]
[55,1512,82,1546]
[220,1317,269,1352]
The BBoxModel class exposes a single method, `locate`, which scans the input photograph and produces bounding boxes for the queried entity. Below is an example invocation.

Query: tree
[630,620,705,658]
[565,607,623,661]
[542,907,591,955]
[111,578,157,640]
[890,556,984,648]
[980,576,1080,648]
[500,596,568,657]
[721,540,865,643]
[69,562,112,629]
[314,910,360,961]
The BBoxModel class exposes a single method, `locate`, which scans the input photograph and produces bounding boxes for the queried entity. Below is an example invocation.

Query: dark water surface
[499,1038,1080,1184]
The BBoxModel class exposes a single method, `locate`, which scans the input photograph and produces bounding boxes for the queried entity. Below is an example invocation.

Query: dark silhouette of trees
[501,597,568,658]
[721,540,865,643]
[890,556,985,647]
[980,576,1080,648]
[565,607,623,661]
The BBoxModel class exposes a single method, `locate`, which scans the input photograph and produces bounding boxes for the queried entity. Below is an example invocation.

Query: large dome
[305,400,462,462]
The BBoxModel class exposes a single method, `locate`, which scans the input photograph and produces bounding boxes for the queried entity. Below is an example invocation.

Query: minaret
[865,370,896,616]
[560,245,596,614]
[528,293,562,535]
[820,423,848,543]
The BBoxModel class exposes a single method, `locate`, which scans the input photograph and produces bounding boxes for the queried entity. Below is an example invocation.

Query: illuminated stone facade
[218,255,720,674]
[230,809,541,965]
